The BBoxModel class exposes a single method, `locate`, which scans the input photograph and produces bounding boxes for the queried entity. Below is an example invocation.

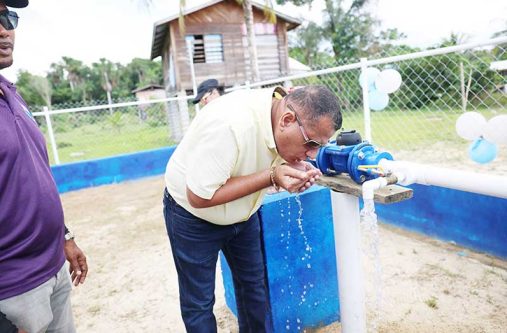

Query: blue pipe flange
[347,143,372,183]
[348,144,393,183]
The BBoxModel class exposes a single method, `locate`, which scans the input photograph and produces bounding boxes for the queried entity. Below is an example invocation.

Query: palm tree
[240,0,261,82]
[30,75,52,108]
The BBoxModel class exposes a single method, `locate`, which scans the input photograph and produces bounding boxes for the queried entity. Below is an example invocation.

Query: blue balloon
[468,138,497,164]
[368,89,389,111]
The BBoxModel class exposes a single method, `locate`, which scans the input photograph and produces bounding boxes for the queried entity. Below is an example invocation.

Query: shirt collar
[0,74,15,95]
[263,86,287,152]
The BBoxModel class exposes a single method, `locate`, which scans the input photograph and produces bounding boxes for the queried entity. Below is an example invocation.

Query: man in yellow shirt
[164,85,342,332]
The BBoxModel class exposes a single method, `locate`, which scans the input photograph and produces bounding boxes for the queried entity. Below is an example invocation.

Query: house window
[185,34,224,64]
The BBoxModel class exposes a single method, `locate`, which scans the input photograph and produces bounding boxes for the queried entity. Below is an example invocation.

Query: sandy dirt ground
[62,176,507,333]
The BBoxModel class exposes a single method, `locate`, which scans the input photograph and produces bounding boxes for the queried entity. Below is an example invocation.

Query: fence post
[186,38,200,114]
[43,106,60,165]
[167,99,182,142]
[178,90,190,134]
[104,72,114,115]
[360,58,372,143]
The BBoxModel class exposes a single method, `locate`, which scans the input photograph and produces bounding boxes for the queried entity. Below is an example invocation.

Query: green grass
[43,117,176,164]
[424,296,439,309]
[342,108,502,150]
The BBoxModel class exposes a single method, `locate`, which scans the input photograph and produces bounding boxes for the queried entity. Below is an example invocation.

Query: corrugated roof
[150,0,302,59]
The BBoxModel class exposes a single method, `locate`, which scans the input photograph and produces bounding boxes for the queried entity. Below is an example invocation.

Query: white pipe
[362,177,389,200]
[330,191,366,333]
[379,159,507,199]
[31,95,193,117]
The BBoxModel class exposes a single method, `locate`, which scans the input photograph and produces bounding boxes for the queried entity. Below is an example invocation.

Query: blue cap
[192,79,219,104]
[5,0,29,8]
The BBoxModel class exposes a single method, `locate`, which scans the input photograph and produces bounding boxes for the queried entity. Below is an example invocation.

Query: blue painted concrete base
[51,146,176,193]
[376,183,507,258]
[221,187,340,332]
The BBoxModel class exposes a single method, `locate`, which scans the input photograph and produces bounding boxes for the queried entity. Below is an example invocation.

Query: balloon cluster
[456,112,507,164]
[359,67,402,111]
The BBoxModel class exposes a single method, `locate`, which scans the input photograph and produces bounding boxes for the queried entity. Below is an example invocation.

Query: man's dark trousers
[163,189,268,333]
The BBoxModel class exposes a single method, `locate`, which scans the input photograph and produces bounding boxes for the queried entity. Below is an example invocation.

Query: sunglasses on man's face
[0,10,18,31]
[286,103,326,149]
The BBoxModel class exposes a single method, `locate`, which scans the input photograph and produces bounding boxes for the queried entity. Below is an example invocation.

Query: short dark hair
[286,85,342,130]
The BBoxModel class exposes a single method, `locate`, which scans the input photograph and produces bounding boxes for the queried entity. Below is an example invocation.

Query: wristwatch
[64,228,75,241]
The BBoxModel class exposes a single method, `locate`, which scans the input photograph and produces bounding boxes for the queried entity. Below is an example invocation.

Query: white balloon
[483,115,507,145]
[375,69,402,94]
[455,112,487,141]
[359,67,380,90]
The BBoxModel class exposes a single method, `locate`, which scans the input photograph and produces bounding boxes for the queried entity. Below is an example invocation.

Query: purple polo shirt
[0,75,65,300]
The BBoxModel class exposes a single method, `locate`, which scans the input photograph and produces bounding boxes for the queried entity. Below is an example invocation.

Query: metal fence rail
[33,96,195,164]
[33,37,507,175]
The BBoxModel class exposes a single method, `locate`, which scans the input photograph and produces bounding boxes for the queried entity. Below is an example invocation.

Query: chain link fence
[33,37,507,175]
[33,97,196,165]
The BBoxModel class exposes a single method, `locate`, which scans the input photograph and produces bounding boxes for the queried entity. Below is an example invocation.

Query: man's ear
[278,109,296,130]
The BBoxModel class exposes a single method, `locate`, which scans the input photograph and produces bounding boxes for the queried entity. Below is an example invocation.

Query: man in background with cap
[0,1,88,332]
[192,78,224,106]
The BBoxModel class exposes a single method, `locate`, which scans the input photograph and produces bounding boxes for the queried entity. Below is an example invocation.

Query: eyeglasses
[286,103,326,149]
[0,10,18,31]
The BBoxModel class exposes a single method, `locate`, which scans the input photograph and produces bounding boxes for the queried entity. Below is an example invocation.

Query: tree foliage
[286,0,408,65]
[288,22,333,67]
[17,57,163,107]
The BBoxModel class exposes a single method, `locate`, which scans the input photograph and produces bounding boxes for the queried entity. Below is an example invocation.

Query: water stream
[280,194,315,332]
[360,198,382,333]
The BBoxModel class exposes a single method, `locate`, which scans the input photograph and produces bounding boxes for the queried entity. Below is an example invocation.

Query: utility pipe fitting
[314,131,393,184]
[361,174,398,200]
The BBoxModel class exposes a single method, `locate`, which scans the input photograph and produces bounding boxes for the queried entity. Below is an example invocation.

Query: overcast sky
[2,0,506,82]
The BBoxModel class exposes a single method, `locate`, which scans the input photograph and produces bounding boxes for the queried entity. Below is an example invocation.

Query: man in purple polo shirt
[0,1,88,332]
